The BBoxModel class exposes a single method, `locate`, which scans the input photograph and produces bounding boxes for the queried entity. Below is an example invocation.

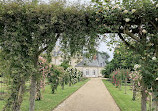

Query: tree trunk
[69,77,71,87]
[51,84,55,94]
[152,82,158,111]
[13,80,25,111]
[119,79,122,91]
[29,55,38,111]
[152,93,158,111]
[152,45,158,111]
[61,79,64,90]
[125,78,127,94]
[3,79,25,111]
[141,85,147,111]
[132,82,136,101]
[149,94,152,111]
[36,81,42,101]
[62,84,64,90]
[29,76,37,111]
[69,82,71,86]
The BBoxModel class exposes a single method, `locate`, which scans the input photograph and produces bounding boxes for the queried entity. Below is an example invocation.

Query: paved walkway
[53,78,120,111]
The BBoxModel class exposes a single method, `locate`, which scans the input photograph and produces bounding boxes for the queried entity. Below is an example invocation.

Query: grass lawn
[102,79,141,111]
[0,79,89,111]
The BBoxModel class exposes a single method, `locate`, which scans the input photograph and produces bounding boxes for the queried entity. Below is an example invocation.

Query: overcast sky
[43,0,114,61]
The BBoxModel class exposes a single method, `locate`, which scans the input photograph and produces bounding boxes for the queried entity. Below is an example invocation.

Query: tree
[0,1,99,111]
[98,51,110,64]
[93,0,158,110]
[47,66,63,94]
[102,43,136,77]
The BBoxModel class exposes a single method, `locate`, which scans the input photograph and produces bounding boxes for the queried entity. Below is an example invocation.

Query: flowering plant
[110,69,130,87]
[38,56,50,89]
[129,71,142,88]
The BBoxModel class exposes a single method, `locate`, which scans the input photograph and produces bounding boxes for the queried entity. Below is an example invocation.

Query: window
[100,63,102,67]
[84,49,87,51]
[86,69,89,75]
[93,70,96,75]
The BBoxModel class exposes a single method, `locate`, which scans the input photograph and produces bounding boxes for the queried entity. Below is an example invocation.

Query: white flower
[156,4,158,8]
[119,7,123,10]
[142,57,145,60]
[152,57,156,60]
[155,18,158,21]
[123,10,128,14]
[116,4,119,8]
[105,7,109,10]
[134,64,141,70]
[131,9,136,13]
[120,26,124,29]
[142,29,147,34]
[118,7,122,10]
[113,4,119,9]
[125,18,130,22]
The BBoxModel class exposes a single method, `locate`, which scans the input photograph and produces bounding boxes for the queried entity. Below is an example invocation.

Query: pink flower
[145,90,148,93]
[149,92,152,96]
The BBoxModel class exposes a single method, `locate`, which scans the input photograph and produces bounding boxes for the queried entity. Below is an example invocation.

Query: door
[92,70,96,77]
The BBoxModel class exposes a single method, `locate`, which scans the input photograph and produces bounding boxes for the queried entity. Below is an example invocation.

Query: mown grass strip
[102,79,141,111]
[0,79,89,111]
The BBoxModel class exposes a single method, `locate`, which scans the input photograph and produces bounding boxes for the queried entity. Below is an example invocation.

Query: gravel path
[53,78,120,111]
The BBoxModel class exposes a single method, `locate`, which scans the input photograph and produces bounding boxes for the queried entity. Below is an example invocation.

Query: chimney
[93,55,97,60]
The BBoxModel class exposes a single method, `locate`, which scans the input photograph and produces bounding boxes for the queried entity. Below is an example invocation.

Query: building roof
[52,50,62,57]
[75,53,106,67]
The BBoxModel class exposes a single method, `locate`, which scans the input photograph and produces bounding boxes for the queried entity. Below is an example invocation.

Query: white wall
[76,67,103,78]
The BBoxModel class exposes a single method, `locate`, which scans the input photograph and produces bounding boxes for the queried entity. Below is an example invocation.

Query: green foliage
[98,51,110,63]
[60,60,70,70]
[66,68,84,86]
[47,65,84,94]
[0,50,9,77]
[0,0,99,110]
[0,0,157,110]
[102,63,114,77]
[102,43,137,77]
[47,66,63,94]
[94,2,158,110]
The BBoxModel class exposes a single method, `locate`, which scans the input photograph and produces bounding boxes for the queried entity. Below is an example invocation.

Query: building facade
[51,45,107,78]
[75,53,106,77]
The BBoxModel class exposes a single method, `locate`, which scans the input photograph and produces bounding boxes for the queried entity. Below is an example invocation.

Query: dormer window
[100,63,102,67]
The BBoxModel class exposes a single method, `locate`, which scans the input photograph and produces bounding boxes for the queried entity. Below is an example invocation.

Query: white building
[75,53,106,77]
[51,45,107,78]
